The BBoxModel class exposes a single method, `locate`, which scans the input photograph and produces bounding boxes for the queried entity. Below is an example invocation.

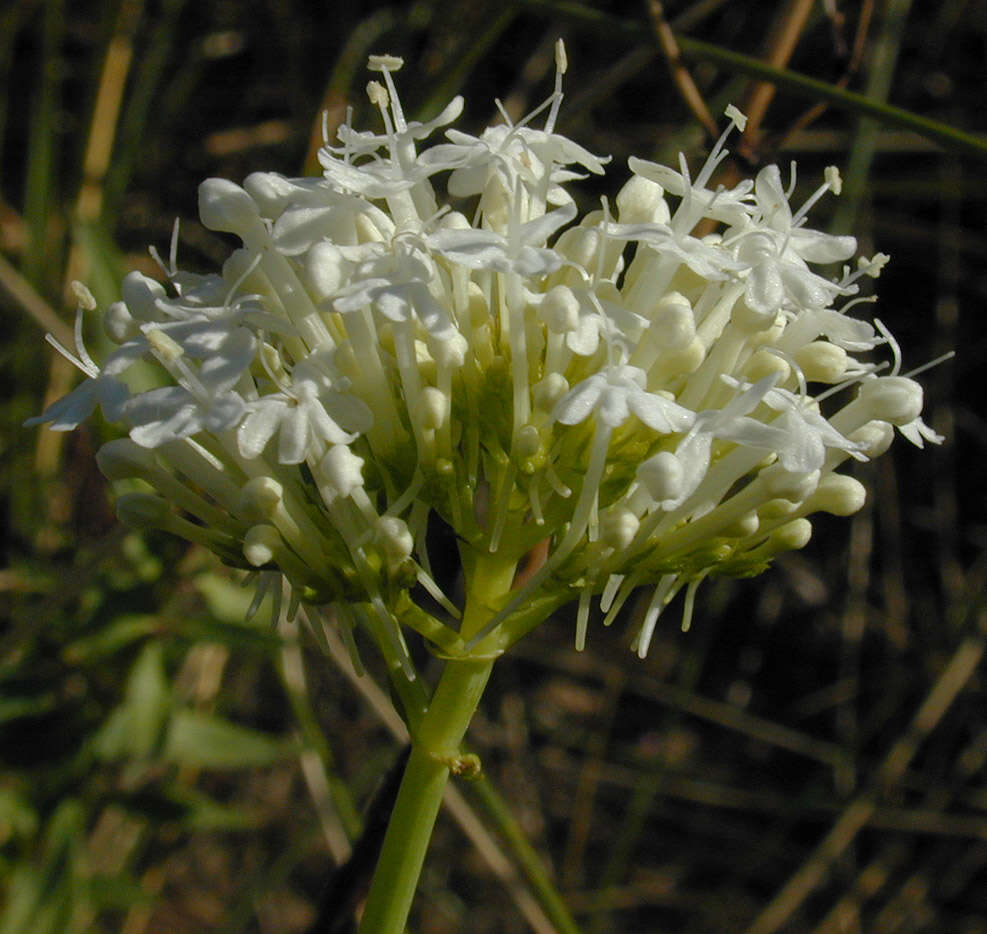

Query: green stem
[357,550,518,934]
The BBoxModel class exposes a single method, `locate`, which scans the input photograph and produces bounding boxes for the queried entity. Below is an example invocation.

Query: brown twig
[645,0,718,140]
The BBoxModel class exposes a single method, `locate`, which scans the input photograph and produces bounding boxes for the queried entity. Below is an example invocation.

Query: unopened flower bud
[541,285,580,333]
[306,242,347,300]
[856,376,924,425]
[239,476,284,521]
[769,517,813,553]
[745,348,790,383]
[121,271,165,321]
[517,424,541,458]
[758,498,800,519]
[721,511,759,539]
[849,420,895,458]
[104,301,139,343]
[657,337,705,376]
[534,373,568,412]
[198,178,261,235]
[794,341,847,383]
[555,225,601,269]
[433,332,467,368]
[733,300,778,334]
[638,451,684,504]
[243,524,282,567]
[615,175,669,225]
[804,473,866,517]
[763,465,820,503]
[651,293,695,350]
[319,444,364,500]
[243,171,294,217]
[600,507,639,550]
[421,387,449,430]
[377,515,414,568]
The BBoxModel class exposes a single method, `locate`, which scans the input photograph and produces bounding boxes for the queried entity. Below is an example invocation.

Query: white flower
[237,355,372,463]
[553,364,694,432]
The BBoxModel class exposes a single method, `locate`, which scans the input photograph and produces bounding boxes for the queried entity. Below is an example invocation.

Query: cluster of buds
[31,42,940,665]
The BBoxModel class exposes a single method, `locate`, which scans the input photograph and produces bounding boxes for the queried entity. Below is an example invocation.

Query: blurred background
[2,1,986,931]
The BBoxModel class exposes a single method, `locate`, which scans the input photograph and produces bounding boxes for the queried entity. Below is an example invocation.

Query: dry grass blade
[646,0,718,140]
[746,633,986,934]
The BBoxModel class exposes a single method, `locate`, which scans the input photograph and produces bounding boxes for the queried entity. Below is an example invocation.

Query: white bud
[376,515,413,567]
[721,510,759,538]
[238,476,284,521]
[758,498,800,519]
[770,517,813,552]
[319,444,364,500]
[763,465,820,503]
[600,507,640,550]
[745,348,790,384]
[733,300,778,334]
[517,424,541,458]
[243,524,282,567]
[259,342,289,383]
[198,178,261,235]
[805,474,866,517]
[555,225,600,269]
[222,247,261,289]
[467,282,490,328]
[432,332,467,368]
[541,285,580,333]
[534,373,569,412]
[421,387,449,430]
[637,451,684,504]
[616,175,669,225]
[440,210,471,231]
[657,337,705,376]
[305,243,346,300]
[243,171,294,217]
[794,341,847,383]
[104,301,138,343]
[121,271,166,321]
[856,376,924,426]
[849,420,894,458]
[651,292,695,350]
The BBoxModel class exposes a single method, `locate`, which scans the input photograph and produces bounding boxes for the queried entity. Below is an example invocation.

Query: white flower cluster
[31,42,941,659]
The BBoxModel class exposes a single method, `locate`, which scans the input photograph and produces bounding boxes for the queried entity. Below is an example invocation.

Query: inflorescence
[30,41,942,664]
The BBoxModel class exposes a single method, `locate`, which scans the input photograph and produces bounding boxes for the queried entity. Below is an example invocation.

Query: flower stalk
[359,548,519,934]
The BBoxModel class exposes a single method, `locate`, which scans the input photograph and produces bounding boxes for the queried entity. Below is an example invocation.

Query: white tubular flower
[27,46,943,662]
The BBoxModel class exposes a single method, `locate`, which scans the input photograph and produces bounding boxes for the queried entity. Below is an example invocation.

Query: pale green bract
[30,41,941,663]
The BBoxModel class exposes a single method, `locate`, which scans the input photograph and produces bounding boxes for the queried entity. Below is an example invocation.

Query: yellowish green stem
[357,549,519,934]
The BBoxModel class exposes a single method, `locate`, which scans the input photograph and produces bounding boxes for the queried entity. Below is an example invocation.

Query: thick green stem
[357,550,518,934]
